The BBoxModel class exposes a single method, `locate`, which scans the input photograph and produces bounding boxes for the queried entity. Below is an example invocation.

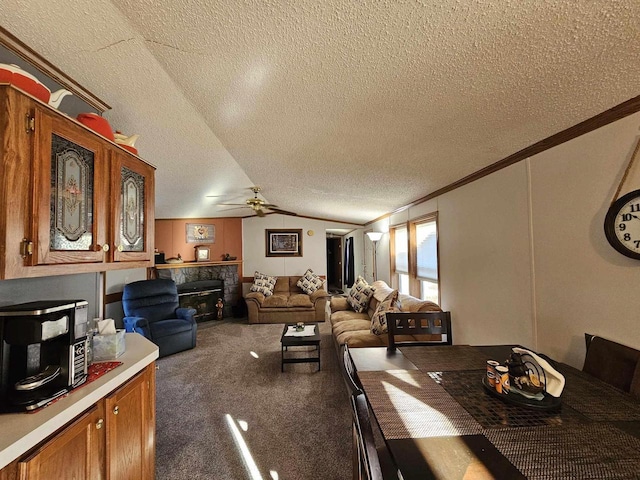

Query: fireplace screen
[177,280,224,322]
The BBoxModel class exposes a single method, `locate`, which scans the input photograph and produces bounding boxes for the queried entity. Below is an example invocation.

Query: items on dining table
[484,347,566,403]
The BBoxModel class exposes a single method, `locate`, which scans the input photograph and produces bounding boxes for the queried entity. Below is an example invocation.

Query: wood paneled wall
[154,218,243,263]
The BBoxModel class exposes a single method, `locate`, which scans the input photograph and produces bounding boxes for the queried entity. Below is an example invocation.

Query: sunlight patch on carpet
[225,413,263,480]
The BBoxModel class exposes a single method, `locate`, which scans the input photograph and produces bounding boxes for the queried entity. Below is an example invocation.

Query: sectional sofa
[329,280,441,349]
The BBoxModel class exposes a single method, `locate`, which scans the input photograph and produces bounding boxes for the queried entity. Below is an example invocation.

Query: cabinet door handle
[113,405,119,415]
[96,418,104,429]
[117,244,124,252]
[94,244,110,252]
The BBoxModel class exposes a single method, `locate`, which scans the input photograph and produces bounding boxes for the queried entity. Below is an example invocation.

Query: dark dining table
[349,345,640,480]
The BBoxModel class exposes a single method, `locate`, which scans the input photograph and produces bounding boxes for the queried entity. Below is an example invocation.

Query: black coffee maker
[0,300,89,411]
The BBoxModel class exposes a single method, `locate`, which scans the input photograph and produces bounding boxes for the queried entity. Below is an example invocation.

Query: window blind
[416,220,437,281]
[394,226,408,273]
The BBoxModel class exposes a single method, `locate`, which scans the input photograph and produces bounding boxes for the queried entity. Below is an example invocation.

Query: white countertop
[0,333,159,469]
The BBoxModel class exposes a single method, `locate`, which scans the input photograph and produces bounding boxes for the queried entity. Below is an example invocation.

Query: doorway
[326,236,343,294]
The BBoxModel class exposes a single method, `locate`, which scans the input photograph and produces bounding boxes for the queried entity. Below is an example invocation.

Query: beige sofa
[245,276,329,324]
[330,280,441,348]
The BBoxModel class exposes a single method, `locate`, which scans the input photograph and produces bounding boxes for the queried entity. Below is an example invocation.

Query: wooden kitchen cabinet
[0,363,155,480]
[17,404,105,480]
[32,104,109,266]
[104,364,155,480]
[0,85,155,279]
[110,151,155,263]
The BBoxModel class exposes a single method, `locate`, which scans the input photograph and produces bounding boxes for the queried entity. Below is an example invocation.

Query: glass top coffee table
[280,322,321,372]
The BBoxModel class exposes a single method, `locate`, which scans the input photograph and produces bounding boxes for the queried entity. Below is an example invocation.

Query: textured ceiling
[1,1,639,224]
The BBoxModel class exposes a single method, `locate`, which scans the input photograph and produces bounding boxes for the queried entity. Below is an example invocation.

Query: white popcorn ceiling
[1,0,639,224]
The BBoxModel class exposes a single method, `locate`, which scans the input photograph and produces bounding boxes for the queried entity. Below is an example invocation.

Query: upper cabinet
[0,86,156,279]
[110,151,155,263]
[33,104,109,265]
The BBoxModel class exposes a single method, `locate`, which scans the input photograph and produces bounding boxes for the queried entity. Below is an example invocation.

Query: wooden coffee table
[280,322,321,372]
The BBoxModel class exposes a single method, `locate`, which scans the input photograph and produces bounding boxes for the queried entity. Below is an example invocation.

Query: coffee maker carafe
[0,300,89,411]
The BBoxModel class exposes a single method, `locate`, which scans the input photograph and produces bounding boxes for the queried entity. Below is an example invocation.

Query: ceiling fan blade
[215,203,249,206]
[215,206,247,212]
[267,207,297,216]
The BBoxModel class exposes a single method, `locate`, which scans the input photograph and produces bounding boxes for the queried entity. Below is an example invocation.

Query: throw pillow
[296,268,324,294]
[347,276,375,313]
[250,271,277,296]
[370,290,400,335]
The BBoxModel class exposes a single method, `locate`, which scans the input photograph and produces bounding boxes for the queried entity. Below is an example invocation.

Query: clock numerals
[604,189,640,260]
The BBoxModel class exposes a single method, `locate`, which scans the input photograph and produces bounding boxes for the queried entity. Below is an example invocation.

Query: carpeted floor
[155,319,352,480]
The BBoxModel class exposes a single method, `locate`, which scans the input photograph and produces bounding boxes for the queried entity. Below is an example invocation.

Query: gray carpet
[155,319,352,480]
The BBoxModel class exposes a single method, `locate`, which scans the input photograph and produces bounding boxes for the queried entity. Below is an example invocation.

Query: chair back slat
[351,393,386,480]
[386,311,452,351]
[342,344,363,395]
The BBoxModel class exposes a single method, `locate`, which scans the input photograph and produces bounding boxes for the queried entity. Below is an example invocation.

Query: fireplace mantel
[155,261,242,270]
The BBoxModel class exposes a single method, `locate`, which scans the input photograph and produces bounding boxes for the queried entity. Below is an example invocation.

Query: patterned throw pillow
[370,290,400,335]
[250,271,277,296]
[347,276,375,313]
[296,269,324,294]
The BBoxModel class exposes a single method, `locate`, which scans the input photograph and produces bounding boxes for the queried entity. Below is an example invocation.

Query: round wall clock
[604,189,640,260]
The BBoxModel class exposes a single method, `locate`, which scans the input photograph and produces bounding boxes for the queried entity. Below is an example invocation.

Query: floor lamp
[366,231,384,281]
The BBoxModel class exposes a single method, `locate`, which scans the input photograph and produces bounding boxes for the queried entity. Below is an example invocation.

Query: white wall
[242,215,361,278]
[439,163,534,347]
[530,113,640,367]
[374,112,640,367]
[0,273,101,318]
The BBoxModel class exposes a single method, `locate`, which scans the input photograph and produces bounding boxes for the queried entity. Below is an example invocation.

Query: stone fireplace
[156,263,240,318]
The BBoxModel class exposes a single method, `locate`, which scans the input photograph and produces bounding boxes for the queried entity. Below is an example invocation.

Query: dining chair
[583,333,640,396]
[351,392,399,480]
[385,311,452,352]
[342,344,363,395]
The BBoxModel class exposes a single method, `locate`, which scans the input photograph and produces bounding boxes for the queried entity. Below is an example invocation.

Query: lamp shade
[366,231,384,242]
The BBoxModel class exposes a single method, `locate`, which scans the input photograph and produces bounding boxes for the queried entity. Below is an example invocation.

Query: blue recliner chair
[122,279,197,357]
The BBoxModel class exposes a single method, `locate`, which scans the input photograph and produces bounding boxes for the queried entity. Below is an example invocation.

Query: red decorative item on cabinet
[76,112,116,141]
[0,63,50,103]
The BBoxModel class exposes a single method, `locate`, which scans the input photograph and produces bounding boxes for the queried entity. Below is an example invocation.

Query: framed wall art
[195,245,211,262]
[265,229,303,257]
[186,223,215,243]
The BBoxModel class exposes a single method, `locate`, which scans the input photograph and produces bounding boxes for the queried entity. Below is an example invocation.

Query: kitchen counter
[0,333,159,469]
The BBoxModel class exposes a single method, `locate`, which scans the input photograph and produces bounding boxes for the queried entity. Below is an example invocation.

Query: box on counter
[92,329,126,361]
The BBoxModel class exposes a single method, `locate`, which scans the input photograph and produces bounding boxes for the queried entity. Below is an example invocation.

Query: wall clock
[604,189,640,260]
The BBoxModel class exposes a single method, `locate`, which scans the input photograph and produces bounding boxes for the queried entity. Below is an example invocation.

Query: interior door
[326,236,343,292]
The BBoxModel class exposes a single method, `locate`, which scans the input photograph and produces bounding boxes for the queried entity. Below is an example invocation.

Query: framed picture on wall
[186,223,215,243]
[195,245,211,262]
[265,229,303,257]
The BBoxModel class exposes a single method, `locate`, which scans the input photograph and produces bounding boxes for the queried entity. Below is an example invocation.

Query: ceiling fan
[211,186,297,217]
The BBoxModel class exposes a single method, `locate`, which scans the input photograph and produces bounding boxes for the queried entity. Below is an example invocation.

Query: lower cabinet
[0,363,155,480]
[105,364,155,480]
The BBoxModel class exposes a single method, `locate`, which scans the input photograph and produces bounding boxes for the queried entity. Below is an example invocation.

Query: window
[390,225,409,295]
[414,217,439,303]
[391,213,439,304]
